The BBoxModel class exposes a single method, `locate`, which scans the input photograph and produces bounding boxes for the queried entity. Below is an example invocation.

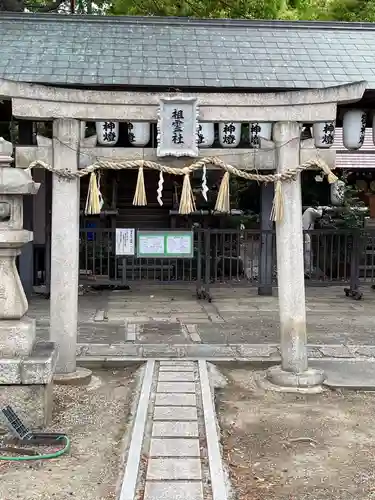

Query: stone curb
[119,360,155,500]
[198,360,228,500]
[75,343,375,361]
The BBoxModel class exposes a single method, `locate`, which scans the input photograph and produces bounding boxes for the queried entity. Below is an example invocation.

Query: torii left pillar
[49,118,91,383]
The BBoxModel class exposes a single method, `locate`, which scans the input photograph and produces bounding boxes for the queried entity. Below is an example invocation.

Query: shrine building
[0,13,375,387]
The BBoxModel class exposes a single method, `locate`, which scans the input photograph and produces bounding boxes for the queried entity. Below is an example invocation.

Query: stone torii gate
[0,78,366,389]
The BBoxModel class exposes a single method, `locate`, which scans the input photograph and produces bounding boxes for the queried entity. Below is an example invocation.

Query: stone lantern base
[0,326,58,433]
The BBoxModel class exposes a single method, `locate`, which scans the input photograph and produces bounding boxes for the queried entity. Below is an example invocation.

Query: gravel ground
[0,367,140,500]
[217,366,375,500]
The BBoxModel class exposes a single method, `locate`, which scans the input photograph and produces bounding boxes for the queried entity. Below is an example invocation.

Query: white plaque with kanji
[157,97,199,157]
[115,228,135,256]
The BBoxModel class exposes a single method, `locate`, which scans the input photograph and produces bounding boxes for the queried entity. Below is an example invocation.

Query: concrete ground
[29,285,375,360]
[217,365,375,500]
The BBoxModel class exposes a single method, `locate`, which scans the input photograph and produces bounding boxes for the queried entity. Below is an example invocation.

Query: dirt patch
[217,367,375,500]
[0,367,140,500]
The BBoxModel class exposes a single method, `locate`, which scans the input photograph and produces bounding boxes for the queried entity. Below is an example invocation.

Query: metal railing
[78,227,375,288]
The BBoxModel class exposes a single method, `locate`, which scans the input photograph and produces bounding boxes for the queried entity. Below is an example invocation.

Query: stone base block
[0,383,53,433]
[54,367,92,386]
[0,341,58,384]
[266,365,326,388]
[0,341,57,433]
[0,316,36,357]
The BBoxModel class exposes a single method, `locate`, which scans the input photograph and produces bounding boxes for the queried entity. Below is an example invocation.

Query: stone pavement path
[119,360,227,500]
[29,285,375,361]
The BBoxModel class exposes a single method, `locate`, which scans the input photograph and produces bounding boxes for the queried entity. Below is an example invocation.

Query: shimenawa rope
[27,156,338,221]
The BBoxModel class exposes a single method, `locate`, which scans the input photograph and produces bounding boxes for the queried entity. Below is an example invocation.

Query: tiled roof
[1,14,375,89]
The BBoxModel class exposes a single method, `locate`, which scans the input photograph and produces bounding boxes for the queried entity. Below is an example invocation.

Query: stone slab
[159,364,195,372]
[157,382,196,393]
[318,345,353,358]
[149,438,200,457]
[144,481,203,500]
[125,323,137,342]
[146,458,202,480]
[310,359,375,390]
[0,316,36,357]
[152,421,199,438]
[82,343,140,357]
[155,393,197,406]
[158,371,195,382]
[0,382,52,433]
[93,310,105,322]
[159,361,195,367]
[153,406,198,421]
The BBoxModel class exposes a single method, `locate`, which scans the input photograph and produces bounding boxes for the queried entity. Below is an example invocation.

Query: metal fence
[78,227,375,289]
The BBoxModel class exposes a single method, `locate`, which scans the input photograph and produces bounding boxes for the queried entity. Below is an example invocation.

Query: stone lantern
[0,139,57,431]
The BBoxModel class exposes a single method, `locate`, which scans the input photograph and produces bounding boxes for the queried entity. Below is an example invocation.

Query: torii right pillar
[267,81,367,390]
[267,121,323,388]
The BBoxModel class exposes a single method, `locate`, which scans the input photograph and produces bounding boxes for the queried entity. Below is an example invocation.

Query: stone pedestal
[267,122,325,390]
[0,342,57,430]
[0,158,57,432]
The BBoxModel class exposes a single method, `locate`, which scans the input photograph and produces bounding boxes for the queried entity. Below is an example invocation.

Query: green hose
[0,435,70,461]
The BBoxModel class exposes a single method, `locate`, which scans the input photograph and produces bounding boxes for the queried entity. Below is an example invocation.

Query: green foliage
[339,179,367,229]
[110,0,282,18]
[109,0,375,21]
[3,0,375,24]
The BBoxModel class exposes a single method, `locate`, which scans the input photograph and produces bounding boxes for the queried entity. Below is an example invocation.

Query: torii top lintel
[0,78,366,123]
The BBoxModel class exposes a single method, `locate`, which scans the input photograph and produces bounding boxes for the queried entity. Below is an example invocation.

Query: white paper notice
[115,228,135,256]
[139,235,165,255]
[166,234,192,255]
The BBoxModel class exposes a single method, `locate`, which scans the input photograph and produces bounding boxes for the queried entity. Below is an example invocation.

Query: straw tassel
[133,166,147,206]
[270,179,284,222]
[214,171,230,213]
[320,161,338,184]
[325,168,338,184]
[84,172,101,215]
[178,173,196,215]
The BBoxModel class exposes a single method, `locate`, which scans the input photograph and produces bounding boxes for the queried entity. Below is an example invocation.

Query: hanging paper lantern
[197,123,214,148]
[342,110,366,150]
[128,122,151,147]
[249,122,272,148]
[330,180,345,206]
[219,122,241,148]
[313,122,335,149]
[96,121,119,146]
